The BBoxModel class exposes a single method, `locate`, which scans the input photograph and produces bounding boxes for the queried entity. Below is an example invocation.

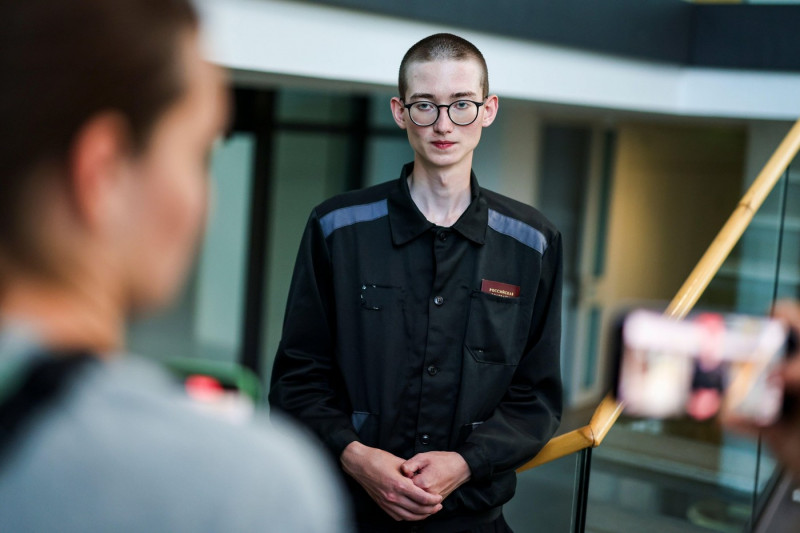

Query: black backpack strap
[0,353,96,460]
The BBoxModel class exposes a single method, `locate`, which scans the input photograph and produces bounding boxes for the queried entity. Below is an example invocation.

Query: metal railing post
[571,447,593,533]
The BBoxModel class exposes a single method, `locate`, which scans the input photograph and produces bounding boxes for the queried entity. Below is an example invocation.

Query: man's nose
[432,108,455,133]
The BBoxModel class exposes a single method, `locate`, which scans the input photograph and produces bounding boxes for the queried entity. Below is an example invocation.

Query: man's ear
[68,113,133,231]
[390,97,408,130]
[481,95,499,127]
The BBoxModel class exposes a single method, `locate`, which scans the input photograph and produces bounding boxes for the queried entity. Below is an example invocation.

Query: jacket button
[427,365,438,376]
[433,295,444,306]
[419,434,431,445]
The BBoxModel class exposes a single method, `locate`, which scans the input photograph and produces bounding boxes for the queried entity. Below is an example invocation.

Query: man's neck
[407,158,473,228]
[0,275,124,355]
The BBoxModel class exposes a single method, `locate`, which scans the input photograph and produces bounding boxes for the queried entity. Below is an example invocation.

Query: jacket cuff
[456,441,492,481]
[329,427,360,458]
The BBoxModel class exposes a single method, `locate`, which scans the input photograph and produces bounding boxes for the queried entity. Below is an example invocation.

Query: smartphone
[612,309,791,426]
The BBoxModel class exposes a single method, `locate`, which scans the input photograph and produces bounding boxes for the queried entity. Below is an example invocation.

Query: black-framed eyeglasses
[402,99,486,127]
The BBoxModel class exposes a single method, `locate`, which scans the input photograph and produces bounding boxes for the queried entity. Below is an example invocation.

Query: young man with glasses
[270,33,563,532]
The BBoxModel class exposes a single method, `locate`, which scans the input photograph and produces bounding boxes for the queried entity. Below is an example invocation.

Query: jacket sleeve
[268,211,360,458]
[456,231,564,481]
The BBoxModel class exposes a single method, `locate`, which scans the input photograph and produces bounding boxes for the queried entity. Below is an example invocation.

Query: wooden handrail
[517,117,800,474]
[666,118,800,320]
[517,394,623,472]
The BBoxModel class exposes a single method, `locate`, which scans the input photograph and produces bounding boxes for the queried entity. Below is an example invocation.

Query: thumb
[400,461,416,477]
[782,358,800,391]
[401,455,426,477]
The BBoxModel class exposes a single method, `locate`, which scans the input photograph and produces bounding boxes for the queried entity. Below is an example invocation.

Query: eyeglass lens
[409,101,479,126]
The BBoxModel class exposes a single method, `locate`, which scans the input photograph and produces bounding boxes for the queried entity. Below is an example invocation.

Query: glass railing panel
[506,451,580,532]
[771,160,800,304]
[751,157,800,524]
[583,167,793,532]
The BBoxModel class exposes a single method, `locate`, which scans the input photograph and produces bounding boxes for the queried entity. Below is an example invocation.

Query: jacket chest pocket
[360,283,403,311]
[352,283,410,427]
[464,291,530,366]
[355,283,409,388]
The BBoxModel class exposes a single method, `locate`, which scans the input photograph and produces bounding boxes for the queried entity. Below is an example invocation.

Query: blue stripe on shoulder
[319,199,389,238]
[487,209,548,254]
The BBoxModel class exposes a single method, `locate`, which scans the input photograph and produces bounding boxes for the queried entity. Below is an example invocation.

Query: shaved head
[398,33,489,101]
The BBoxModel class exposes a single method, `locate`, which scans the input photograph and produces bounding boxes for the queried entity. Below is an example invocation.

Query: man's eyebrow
[408,91,478,101]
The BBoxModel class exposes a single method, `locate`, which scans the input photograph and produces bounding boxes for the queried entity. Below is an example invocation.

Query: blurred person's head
[0,0,228,349]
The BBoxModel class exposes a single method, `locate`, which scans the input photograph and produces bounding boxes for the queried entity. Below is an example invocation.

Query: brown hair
[0,0,198,268]
[398,33,489,100]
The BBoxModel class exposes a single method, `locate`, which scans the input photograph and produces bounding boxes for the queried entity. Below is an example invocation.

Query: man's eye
[454,101,470,109]
[415,102,434,112]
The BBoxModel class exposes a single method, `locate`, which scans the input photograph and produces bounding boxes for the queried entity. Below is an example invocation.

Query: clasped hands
[341,441,472,522]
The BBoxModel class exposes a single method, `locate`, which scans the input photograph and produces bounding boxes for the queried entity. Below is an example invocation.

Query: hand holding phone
[614,309,790,426]
[750,301,800,478]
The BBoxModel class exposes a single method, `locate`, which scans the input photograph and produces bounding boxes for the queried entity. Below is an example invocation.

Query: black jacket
[270,163,563,529]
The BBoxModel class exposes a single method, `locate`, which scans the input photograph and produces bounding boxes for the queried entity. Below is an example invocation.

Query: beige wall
[603,123,746,306]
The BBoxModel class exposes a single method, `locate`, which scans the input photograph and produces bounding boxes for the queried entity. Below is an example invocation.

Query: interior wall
[474,99,541,206]
[603,123,746,308]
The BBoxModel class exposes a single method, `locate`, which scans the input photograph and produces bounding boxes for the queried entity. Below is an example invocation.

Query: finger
[781,359,800,390]
[399,480,443,505]
[400,462,416,477]
[367,487,440,521]
[410,472,437,492]
[401,455,427,476]
[380,502,440,522]
[774,301,800,354]
[376,488,442,519]
[383,499,442,520]
[380,502,420,522]
[382,504,422,522]
[773,300,800,329]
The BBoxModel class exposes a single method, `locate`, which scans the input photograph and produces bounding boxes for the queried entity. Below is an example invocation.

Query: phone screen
[614,310,788,425]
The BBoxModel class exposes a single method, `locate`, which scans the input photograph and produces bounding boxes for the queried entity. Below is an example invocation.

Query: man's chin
[419,151,468,170]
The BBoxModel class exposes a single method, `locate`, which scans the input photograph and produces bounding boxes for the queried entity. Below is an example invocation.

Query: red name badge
[480,279,521,298]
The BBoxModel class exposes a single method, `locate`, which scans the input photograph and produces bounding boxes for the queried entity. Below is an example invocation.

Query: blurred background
[127,1,800,531]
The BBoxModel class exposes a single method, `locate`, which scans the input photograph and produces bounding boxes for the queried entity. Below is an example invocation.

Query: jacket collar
[388,162,488,246]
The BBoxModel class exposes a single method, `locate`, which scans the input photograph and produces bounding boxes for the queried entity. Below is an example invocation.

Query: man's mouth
[432,141,455,149]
